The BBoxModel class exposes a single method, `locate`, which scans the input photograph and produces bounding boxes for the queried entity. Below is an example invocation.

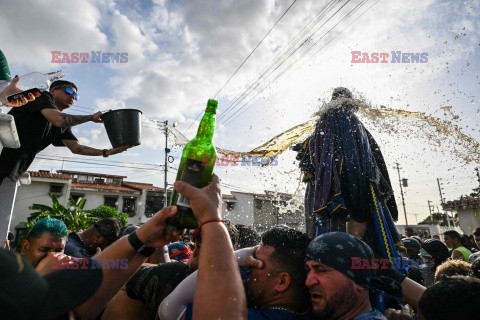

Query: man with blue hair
[20,218,70,274]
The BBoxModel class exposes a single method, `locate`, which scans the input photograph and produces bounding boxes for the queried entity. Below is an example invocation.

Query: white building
[11,170,172,234]
[12,170,305,238]
[443,197,480,235]
[224,191,305,233]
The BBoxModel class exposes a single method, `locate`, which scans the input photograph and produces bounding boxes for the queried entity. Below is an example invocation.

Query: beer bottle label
[177,159,204,208]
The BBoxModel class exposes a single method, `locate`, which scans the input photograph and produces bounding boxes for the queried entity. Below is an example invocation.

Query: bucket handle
[99,109,113,120]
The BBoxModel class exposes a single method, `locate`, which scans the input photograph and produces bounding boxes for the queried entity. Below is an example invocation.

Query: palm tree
[28,194,96,230]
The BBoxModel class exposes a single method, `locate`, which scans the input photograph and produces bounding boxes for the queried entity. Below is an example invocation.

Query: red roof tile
[123,182,166,191]
[58,170,127,179]
[71,183,139,193]
[29,171,71,180]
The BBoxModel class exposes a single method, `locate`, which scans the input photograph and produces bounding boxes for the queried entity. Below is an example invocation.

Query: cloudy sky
[1,0,479,225]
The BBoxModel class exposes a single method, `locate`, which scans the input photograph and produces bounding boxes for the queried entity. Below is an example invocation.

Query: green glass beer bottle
[168,99,218,229]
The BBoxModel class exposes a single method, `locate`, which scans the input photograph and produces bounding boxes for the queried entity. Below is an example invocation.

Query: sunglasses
[53,86,79,101]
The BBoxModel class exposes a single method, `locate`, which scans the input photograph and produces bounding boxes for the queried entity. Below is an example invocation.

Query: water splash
[169,98,480,164]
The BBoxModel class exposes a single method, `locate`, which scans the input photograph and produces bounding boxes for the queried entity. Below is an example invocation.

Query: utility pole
[427,200,434,221]
[437,178,450,227]
[161,120,178,208]
[163,121,170,208]
[395,163,408,225]
[476,168,480,190]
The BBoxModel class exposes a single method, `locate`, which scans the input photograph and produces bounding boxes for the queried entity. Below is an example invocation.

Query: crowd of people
[2,79,480,319]
[2,173,480,319]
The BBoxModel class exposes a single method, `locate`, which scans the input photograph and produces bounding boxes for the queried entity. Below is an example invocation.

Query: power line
[183,0,299,137]
[33,153,253,193]
[35,156,163,171]
[222,0,375,126]
[220,0,365,126]
[213,0,299,100]
[217,0,342,123]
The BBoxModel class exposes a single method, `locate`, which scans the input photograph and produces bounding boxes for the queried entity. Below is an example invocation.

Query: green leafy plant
[28,194,95,231]
[84,205,128,227]
[28,194,128,232]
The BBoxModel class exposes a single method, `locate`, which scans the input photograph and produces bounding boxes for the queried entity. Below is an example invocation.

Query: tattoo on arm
[59,114,94,127]
[74,145,102,156]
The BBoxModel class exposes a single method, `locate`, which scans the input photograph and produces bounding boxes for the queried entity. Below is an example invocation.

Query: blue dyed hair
[28,218,68,240]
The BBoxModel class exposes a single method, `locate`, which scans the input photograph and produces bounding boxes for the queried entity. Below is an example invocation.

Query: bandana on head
[306,232,404,299]
[306,232,375,289]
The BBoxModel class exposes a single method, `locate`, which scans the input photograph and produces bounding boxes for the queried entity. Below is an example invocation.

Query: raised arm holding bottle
[168,99,218,230]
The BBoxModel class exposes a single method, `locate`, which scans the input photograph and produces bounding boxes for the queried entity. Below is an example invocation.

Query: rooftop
[58,170,127,179]
[123,181,165,191]
[29,171,71,180]
[443,197,480,210]
[71,183,140,193]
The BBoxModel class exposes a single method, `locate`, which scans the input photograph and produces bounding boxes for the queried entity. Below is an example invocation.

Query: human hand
[0,75,38,107]
[136,206,184,248]
[36,252,72,276]
[384,304,412,320]
[106,145,133,156]
[92,111,103,123]
[173,174,222,225]
[242,246,263,269]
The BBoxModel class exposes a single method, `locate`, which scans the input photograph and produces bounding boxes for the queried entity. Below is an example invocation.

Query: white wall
[12,178,70,229]
[224,193,255,225]
[458,209,480,235]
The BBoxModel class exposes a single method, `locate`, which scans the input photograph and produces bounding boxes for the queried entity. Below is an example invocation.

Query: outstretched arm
[62,139,132,156]
[174,175,247,320]
[0,75,38,107]
[41,109,103,127]
[74,206,184,320]
[401,277,425,312]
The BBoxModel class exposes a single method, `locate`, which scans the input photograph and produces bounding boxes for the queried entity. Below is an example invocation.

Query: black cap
[50,80,77,91]
[0,249,102,319]
[402,237,421,251]
[421,239,449,261]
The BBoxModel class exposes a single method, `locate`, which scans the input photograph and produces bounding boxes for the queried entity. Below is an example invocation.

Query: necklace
[267,306,310,316]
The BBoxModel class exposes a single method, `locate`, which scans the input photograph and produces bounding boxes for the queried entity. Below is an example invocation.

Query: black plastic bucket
[101,109,142,148]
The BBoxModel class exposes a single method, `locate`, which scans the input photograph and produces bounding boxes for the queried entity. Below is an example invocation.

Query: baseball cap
[0,249,102,319]
[402,237,421,251]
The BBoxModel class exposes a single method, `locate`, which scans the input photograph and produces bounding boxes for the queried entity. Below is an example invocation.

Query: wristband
[191,219,224,250]
[102,149,109,158]
[191,219,225,237]
[128,231,155,257]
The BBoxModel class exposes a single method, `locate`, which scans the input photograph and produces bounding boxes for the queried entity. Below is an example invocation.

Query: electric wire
[183,0,299,137]
[216,0,342,123]
[221,0,363,126]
